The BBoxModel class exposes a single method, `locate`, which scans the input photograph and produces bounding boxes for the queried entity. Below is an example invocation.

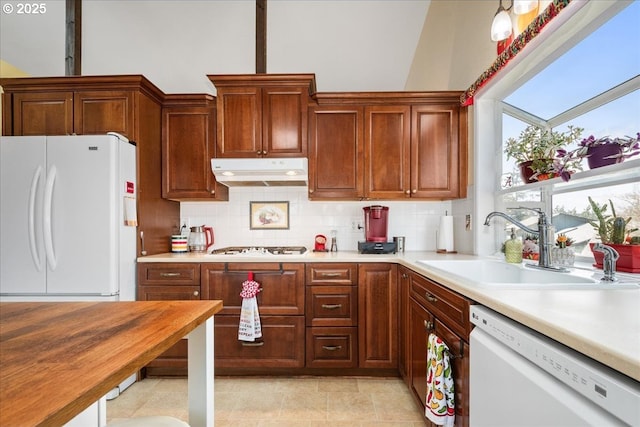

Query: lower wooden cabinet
[136,257,468,427]
[305,263,359,369]
[408,270,470,427]
[306,326,358,368]
[137,263,201,376]
[398,266,412,383]
[214,315,305,368]
[202,263,306,371]
[358,263,398,369]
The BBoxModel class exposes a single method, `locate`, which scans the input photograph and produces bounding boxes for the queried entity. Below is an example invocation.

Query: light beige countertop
[138,250,640,382]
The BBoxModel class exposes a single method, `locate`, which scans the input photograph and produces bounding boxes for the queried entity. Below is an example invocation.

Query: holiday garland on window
[460,0,572,106]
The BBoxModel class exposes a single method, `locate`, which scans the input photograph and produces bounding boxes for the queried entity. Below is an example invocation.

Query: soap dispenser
[505,228,523,263]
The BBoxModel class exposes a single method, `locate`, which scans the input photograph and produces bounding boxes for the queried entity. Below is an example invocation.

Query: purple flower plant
[554,132,639,182]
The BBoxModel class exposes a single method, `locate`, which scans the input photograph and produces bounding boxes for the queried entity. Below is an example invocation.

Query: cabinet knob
[412,189,417,194]
[401,273,408,279]
[262,150,267,155]
[211,190,215,195]
[425,293,438,303]
[193,290,199,296]
[424,320,434,331]
[256,150,262,155]
[405,190,410,195]
[309,189,314,193]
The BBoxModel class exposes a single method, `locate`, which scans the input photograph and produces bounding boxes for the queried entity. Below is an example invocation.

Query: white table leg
[188,316,214,427]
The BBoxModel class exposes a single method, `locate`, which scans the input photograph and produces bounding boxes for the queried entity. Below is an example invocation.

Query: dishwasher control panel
[470,306,640,426]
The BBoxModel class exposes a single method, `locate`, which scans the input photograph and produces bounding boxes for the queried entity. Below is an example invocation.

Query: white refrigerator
[0,133,138,426]
[1,133,137,300]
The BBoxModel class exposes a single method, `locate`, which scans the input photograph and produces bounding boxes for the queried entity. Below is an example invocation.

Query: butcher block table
[0,300,222,427]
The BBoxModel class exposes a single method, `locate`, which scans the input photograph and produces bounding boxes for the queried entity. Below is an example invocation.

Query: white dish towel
[238,272,262,342]
[425,333,455,426]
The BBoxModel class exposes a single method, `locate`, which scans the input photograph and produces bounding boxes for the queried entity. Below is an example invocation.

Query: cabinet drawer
[138,263,200,285]
[306,327,357,368]
[306,263,357,285]
[410,273,470,338]
[202,263,304,315]
[306,285,357,327]
[214,315,305,368]
[138,286,201,301]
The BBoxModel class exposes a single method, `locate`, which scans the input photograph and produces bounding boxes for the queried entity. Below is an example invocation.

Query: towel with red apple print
[425,333,455,426]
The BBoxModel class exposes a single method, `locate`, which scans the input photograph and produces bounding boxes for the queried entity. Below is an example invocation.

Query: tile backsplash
[180,187,462,252]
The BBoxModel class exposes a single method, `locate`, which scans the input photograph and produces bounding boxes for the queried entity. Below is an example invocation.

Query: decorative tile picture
[250,201,290,230]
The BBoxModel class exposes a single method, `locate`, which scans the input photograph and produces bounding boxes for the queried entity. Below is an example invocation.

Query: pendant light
[491,0,513,42]
[513,0,538,15]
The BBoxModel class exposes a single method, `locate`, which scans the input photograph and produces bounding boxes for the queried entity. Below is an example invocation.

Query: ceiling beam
[256,0,267,73]
[65,0,82,75]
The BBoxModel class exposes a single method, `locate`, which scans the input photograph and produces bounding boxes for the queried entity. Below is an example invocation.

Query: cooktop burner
[210,246,307,256]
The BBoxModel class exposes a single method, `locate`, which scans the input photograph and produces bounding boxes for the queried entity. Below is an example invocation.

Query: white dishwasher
[469,305,640,426]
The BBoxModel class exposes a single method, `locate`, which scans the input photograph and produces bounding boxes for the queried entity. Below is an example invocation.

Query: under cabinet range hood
[211,158,308,187]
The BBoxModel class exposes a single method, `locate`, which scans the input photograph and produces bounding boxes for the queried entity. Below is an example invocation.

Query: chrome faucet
[484,208,565,272]
[592,243,619,282]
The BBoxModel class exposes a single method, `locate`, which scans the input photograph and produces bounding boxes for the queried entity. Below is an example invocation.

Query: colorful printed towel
[425,333,455,426]
[238,272,262,342]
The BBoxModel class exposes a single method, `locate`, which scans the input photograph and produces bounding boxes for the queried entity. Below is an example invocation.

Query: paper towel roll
[437,216,454,252]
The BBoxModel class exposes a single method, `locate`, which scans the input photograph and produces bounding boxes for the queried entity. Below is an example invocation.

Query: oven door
[469,327,627,427]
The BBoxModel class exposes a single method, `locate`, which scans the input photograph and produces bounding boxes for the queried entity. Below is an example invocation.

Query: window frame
[471,0,635,257]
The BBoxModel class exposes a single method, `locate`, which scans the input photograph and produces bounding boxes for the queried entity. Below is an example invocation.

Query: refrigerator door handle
[43,165,57,270]
[28,165,44,271]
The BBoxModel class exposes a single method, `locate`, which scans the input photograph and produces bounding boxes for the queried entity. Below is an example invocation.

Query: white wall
[268,0,429,91]
[181,187,453,252]
[0,0,65,76]
[405,1,495,91]
[82,1,255,94]
[81,0,430,93]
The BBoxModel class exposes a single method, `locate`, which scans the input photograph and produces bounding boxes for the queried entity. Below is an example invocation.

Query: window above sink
[471,1,639,259]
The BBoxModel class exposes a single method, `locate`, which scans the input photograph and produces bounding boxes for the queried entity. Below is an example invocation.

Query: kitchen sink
[417,259,640,290]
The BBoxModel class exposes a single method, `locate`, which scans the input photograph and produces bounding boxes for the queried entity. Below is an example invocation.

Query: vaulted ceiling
[1,1,434,93]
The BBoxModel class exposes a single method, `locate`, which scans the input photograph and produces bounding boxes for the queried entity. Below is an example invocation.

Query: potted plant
[587,196,639,273]
[557,132,640,172]
[522,234,539,260]
[504,125,583,183]
[551,233,575,267]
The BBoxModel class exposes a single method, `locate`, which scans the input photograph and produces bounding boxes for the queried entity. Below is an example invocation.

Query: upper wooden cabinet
[364,105,411,199]
[208,74,316,158]
[1,77,151,138]
[308,105,364,199]
[309,92,468,200]
[74,90,134,136]
[0,75,180,256]
[411,104,466,199]
[161,94,228,201]
[6,91,74,135]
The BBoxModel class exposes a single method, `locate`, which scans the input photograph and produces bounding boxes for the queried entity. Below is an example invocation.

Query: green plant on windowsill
[587,197,638,244]
[504,125,583,183]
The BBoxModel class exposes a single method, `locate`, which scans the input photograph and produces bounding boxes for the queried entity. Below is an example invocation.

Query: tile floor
[107,376,426,426]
